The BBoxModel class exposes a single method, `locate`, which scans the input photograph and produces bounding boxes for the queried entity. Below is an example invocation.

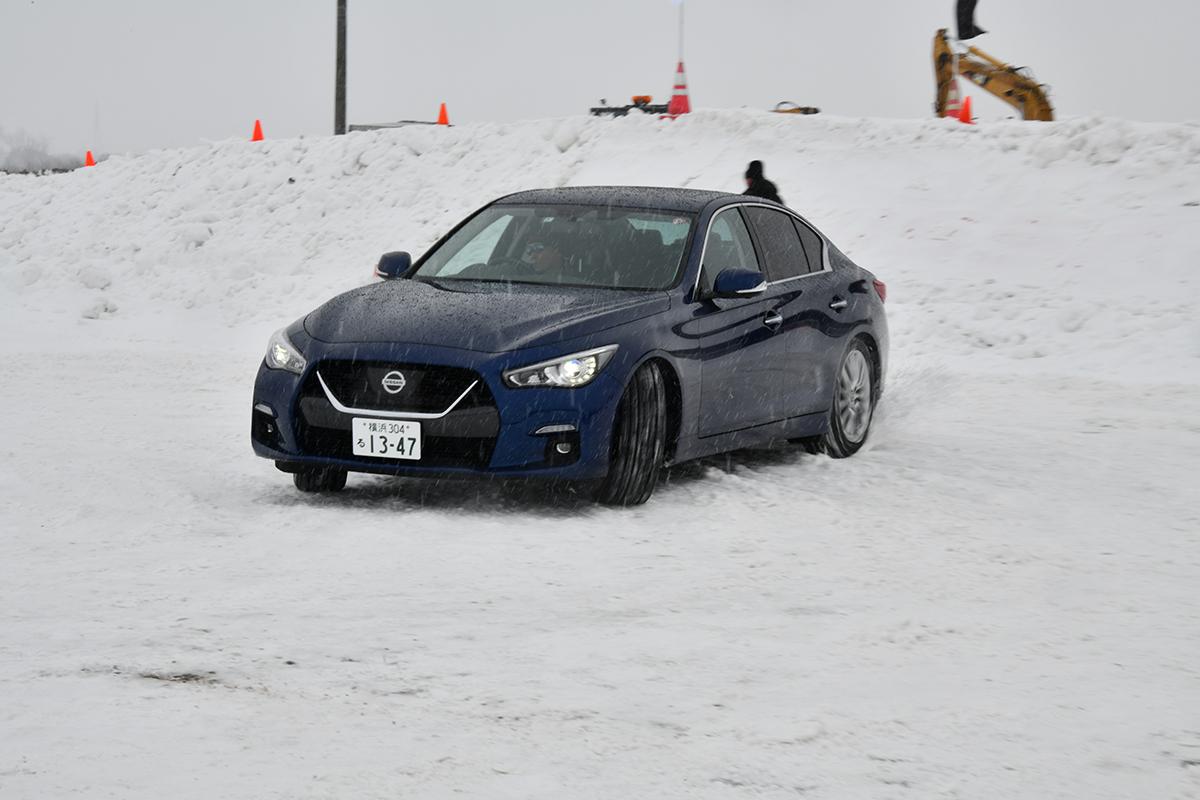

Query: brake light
[872,279,887,303]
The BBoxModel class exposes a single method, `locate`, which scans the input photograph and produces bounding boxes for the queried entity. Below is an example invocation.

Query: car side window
[698,209,761,297]
[792,217,826,274]
[745,206,809,281]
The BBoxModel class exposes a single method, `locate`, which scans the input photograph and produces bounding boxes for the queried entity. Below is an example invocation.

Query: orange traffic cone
[958,95,974,125]
[84,150,96,167]
[251,119,264,141]
[943,79,962,119]
[436,103,449,125]
[666,61,691,117]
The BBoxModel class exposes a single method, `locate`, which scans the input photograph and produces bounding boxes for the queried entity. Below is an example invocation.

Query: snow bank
[2,110,1197,378]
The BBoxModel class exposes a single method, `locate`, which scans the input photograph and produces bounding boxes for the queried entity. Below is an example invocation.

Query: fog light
[543,432,580,465]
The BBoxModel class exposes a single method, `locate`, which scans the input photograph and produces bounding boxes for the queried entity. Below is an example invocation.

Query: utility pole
[677,0,684,62]
[335,0,347,135]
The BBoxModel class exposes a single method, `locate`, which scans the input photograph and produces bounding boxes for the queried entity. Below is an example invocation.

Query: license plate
[352,418,422,460]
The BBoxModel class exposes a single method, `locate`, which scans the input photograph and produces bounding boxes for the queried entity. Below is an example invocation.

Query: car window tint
[698,208,760,297]
[745,207,809,281]
[416,205,694,290]
[435,214,514,276]
[792,217,826,274]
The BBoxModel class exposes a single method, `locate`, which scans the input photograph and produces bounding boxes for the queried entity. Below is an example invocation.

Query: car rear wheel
[812,339,874,458]
[596,363,667,506]
[293,466,348,493]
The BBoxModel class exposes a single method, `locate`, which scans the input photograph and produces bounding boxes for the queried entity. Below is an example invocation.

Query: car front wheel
[293,467,348,493]
[595,363,667,506]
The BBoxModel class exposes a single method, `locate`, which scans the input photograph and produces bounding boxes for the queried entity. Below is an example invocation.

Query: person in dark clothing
[742,160,783,204]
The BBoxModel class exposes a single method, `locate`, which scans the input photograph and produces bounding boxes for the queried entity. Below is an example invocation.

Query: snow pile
[2,110,1198,374]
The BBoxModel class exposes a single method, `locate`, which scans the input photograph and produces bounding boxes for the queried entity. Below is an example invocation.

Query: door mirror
[375,251,412,280]
[712,268,767,299]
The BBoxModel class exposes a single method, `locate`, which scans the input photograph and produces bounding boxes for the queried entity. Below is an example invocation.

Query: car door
[743,207,857,418]
[790,216,862,414]
[685,207,789,437]
[741,206,815,418]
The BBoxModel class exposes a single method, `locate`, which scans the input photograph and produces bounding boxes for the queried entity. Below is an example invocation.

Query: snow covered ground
[2,111,1199,798]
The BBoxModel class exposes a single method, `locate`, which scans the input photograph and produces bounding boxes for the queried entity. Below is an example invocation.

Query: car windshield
[414,204,694,290]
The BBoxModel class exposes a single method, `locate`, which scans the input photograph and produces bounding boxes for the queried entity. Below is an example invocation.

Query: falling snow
[1,110,1198,799]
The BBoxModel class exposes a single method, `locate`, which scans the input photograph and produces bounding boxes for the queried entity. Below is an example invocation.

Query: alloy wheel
[836,349,872,443]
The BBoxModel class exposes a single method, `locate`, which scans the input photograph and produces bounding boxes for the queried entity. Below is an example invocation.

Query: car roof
[493,186,741,214]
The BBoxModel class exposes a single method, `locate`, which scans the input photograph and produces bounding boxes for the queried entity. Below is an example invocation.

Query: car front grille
[295,360,499,470]
[314,360,486,414]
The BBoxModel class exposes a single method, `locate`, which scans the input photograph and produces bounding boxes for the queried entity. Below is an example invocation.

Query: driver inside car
[518,226,571,281]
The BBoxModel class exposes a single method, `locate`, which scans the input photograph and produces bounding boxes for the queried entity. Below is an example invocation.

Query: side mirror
[375,251,412,280]
[712,268,767,299]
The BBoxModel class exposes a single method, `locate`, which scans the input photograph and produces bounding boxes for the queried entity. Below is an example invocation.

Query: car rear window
[792,217,826,274]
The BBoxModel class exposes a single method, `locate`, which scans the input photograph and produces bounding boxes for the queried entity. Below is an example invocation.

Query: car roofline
[492,186,740,214]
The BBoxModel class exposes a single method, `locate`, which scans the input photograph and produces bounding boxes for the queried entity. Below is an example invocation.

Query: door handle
[762,311,783,330]
[829,298,849,311]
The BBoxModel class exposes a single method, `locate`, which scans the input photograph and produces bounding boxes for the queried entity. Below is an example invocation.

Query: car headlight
[503,345,618,389]
[264,328,307,374]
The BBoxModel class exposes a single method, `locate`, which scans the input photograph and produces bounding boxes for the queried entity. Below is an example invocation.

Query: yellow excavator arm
[933,28,1054,121]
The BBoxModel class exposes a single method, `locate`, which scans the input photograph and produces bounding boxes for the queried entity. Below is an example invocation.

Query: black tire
[595,363,667,507]
[813,338,875,459]
[293,467,348,493]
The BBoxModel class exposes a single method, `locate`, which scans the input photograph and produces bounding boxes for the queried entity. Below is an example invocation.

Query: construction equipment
[771,101,820,115]
[589,95,669,117]
[933,28,1054,121]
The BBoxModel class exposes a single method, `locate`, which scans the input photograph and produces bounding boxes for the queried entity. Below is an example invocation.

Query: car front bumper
[250,340,624,481]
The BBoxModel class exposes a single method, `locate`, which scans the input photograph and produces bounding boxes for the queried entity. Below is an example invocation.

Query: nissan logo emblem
[381,370,407,394]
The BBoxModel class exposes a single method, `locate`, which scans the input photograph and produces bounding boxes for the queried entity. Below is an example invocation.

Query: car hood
[304,279,670,353]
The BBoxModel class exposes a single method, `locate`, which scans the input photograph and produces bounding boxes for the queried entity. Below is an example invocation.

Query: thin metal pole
[335,0,347,135]
[678,2,684,62]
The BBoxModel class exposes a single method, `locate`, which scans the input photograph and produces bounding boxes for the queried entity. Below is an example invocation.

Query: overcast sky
[3,0,1198,155]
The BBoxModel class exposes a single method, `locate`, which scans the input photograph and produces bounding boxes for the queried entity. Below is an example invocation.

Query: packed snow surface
[2,111,1198,798]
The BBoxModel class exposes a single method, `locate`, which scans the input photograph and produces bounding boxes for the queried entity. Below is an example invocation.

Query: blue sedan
[251,187,888,505]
